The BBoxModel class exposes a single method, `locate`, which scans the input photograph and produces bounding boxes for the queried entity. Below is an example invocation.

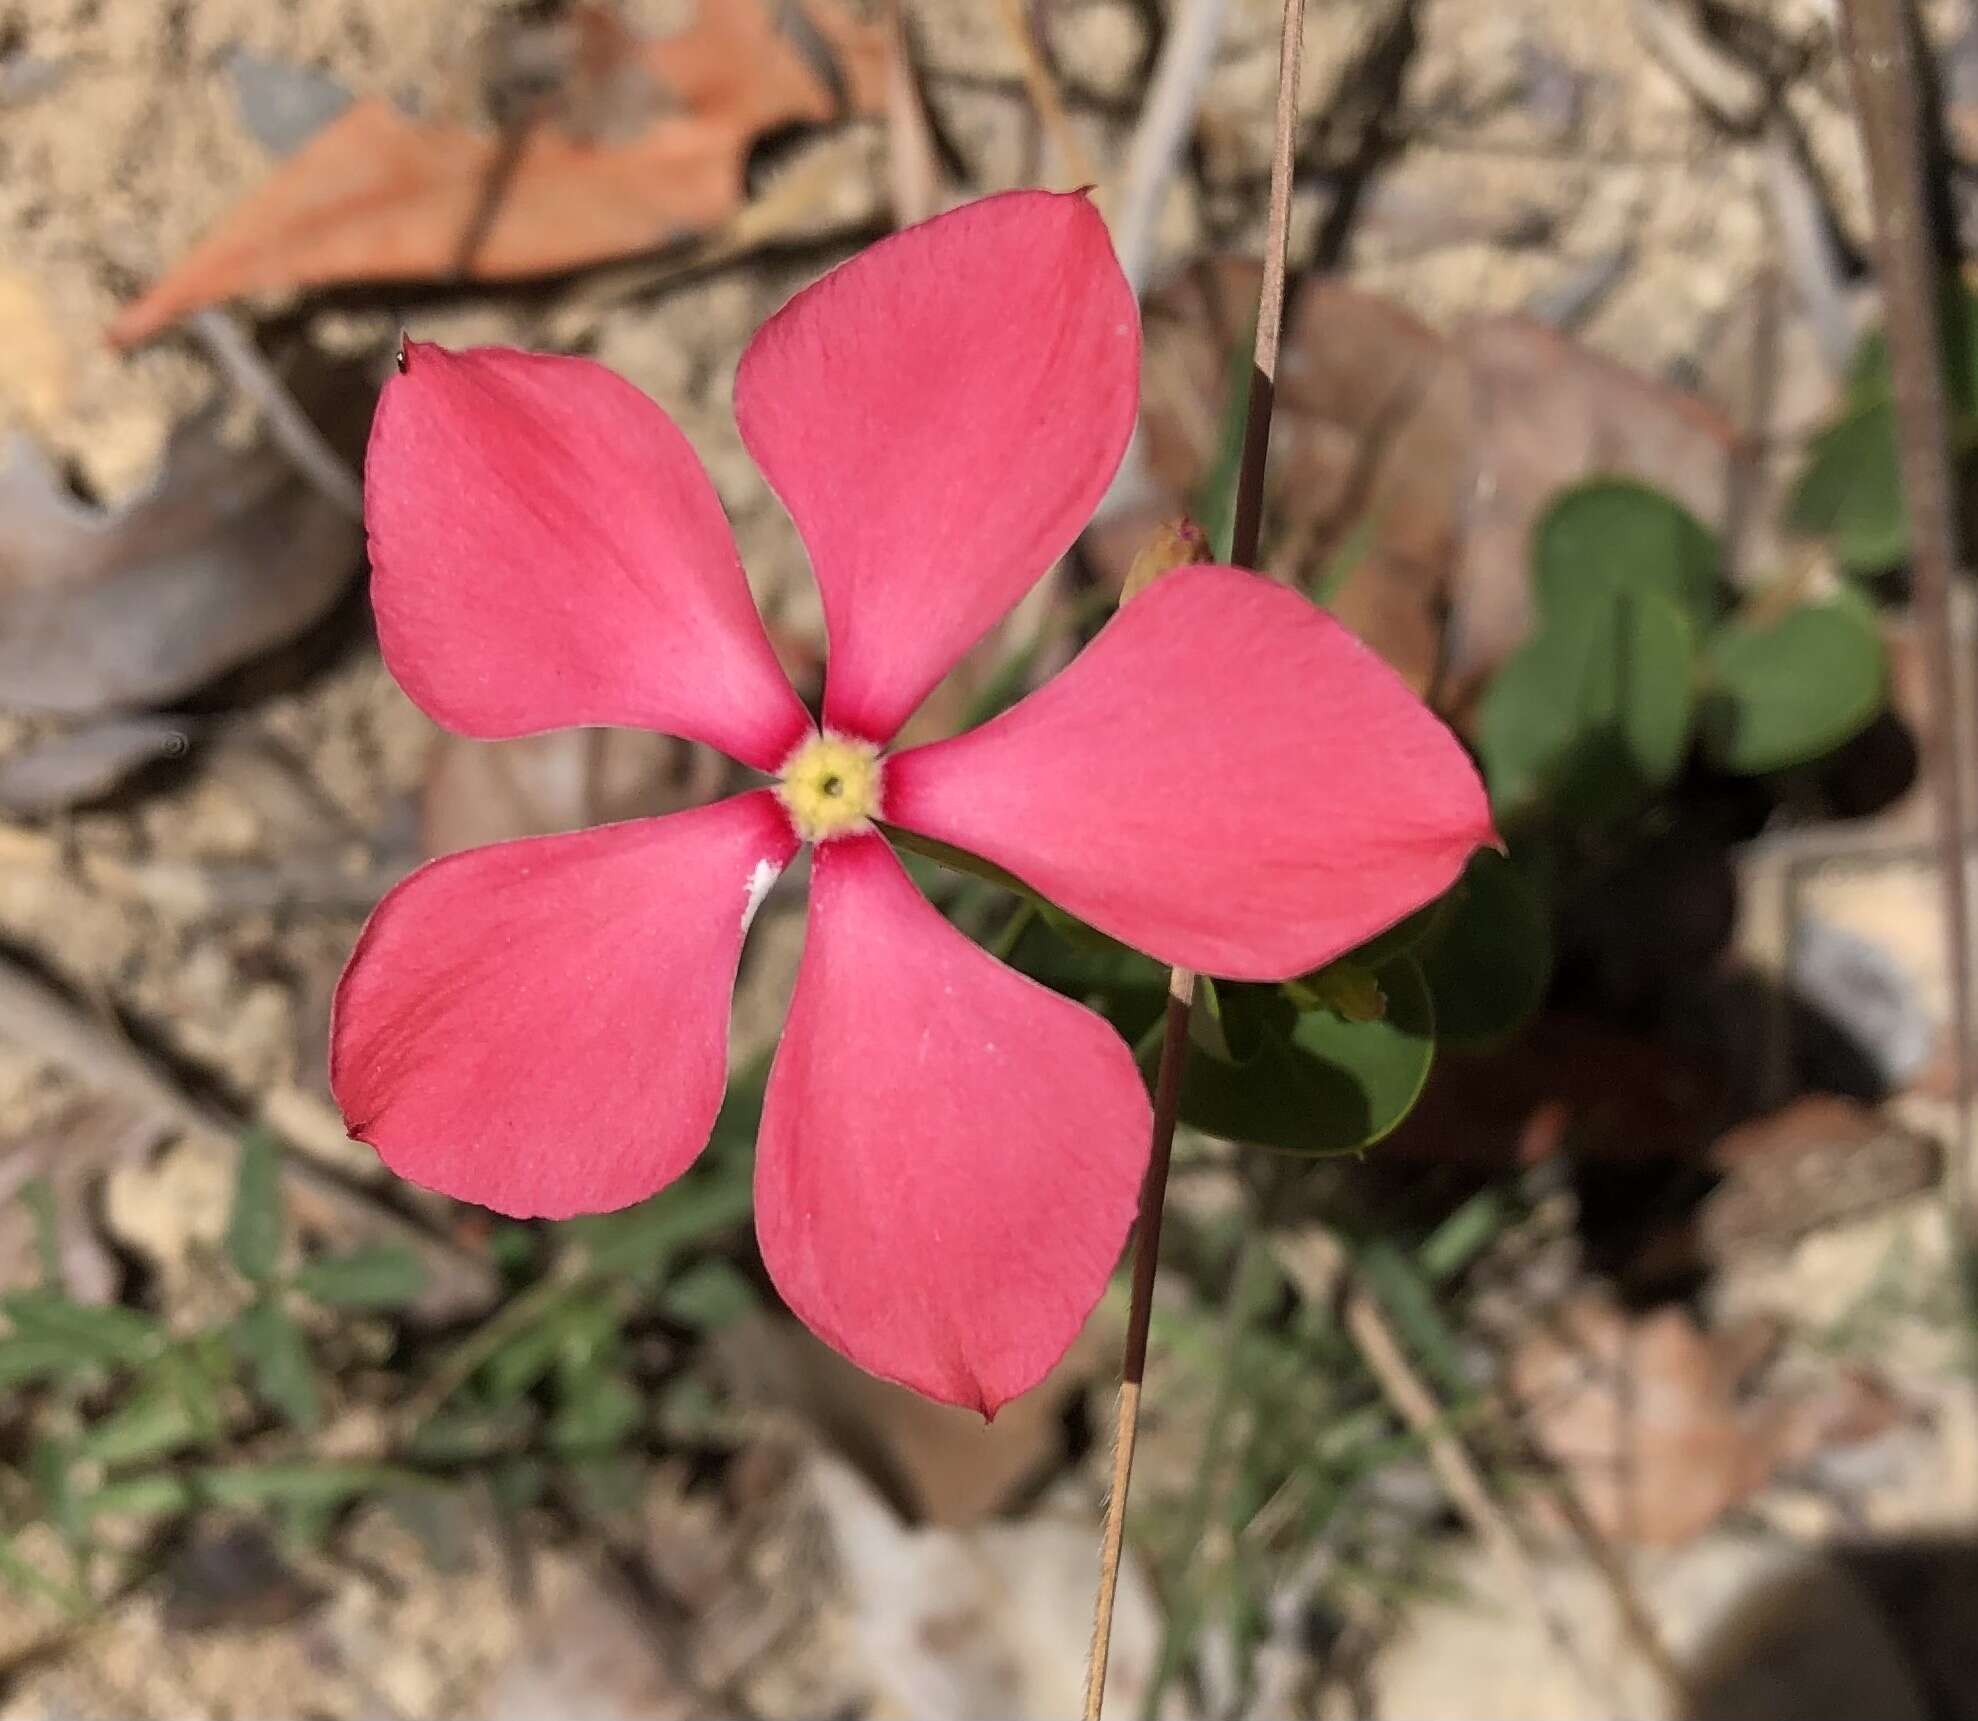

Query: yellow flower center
[776,731,883,843]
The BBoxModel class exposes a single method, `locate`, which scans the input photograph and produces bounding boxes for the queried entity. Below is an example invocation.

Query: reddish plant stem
[1840,0,1974,1228]
[1082,2,1306,1715]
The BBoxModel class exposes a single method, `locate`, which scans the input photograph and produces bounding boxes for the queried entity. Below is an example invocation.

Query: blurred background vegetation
[3,1,1977,1716]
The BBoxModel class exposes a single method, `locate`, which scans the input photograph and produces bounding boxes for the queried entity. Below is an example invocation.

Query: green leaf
[1534,479,1720,633]
[1841,272,1978,415]
[1194,322,1259,563]
[1787,399,1907,573]
[550,1368,643,1454]
[0,1336,91,1390]
[197,1462,413,1510]
[659,1260,756,1331]
[562,1174,753,1279]
[1333,897,1451,971]
[21,1177,61,1291]
[1478,581,1695,821]
[1282,963,1386,1024]
[882,825,1033,902]
[231,1297,320,1430]
[226,1133,284,1283]
[488,1457,547,1514]
[1354,1239,1473,1402]
[30,1438,82,1552]
[2,1291,165,1367]
[1170,957,1436,1154]
[1418,849,1551,1045]
[1418,1188,1511,1283]
[483,1294,616,1404]
[1700,595,1886,774]
[76,1474,195,1521]
[405,1402,536,1464]
[78,1363,213,1467]
[565,1453,646,1515]
[1004,912,1172,1051]
[293,1245,428,1310]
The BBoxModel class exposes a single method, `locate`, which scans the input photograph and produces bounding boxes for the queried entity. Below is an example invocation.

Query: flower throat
[777,732,883,842]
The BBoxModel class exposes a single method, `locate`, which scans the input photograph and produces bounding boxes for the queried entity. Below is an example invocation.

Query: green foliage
[1,1291,164,1368]
[1481,479,1887,825]
[22,1176,61,1289]
[226,1133,285,1282]
[1195,321,1259,562]
[659,1259,757,1331]
[1417,850,1550,1046]
[1480,483,1705,821]
[77,1350,225,1467]
[1788,399,1908,572]
[1700,590,1885,773]
[232,1297,321,1429]
[2,1075,766,1615]
[1535,478,1720,629]
[294,1245,428,1310]
[1787,272,1978,572]
[1169,960,1436,1155]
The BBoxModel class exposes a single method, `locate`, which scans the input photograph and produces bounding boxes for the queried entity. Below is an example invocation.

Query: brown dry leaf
[1697,1095,1941,1263]
[420,727,731,858]
[1453,315,1739,696]
[108,0,887,346]
[1133,264,1739,704]
[0,418,362,718]
[1512,1290,1895,1548]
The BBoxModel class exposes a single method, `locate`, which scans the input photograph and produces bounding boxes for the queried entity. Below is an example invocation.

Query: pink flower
[331,191,1493,1414]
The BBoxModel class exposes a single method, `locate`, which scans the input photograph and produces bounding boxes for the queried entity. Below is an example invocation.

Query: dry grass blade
[1343,1284,1684,1715]
[990,0,1094,185]
[1083,4,1304,1715]
[1839,0,1975,1244]
[1110,0,1229,298]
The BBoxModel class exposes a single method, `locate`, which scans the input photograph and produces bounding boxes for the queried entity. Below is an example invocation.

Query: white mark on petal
[742,858,778,935]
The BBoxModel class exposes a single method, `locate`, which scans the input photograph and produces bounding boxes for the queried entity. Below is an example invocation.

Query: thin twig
[1110,0,1229,297]
[883,0,946,224]
[189,310,363,520]
[1083,5,1305,1716]
[1343,1284,1683,1717]
[990,0,1095,185]
[1085,967,1193,1721]
[1840,0,1974,1236]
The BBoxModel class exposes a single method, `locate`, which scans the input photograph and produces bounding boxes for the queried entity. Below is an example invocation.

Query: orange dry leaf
[108,0,886,347]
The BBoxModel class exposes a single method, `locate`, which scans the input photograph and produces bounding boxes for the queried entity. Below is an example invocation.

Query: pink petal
[886,565,1497,981]
[331,791,797,1219]
[734,190,1139,744]
[368,342,811,772]
[755,833,1149,1414]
